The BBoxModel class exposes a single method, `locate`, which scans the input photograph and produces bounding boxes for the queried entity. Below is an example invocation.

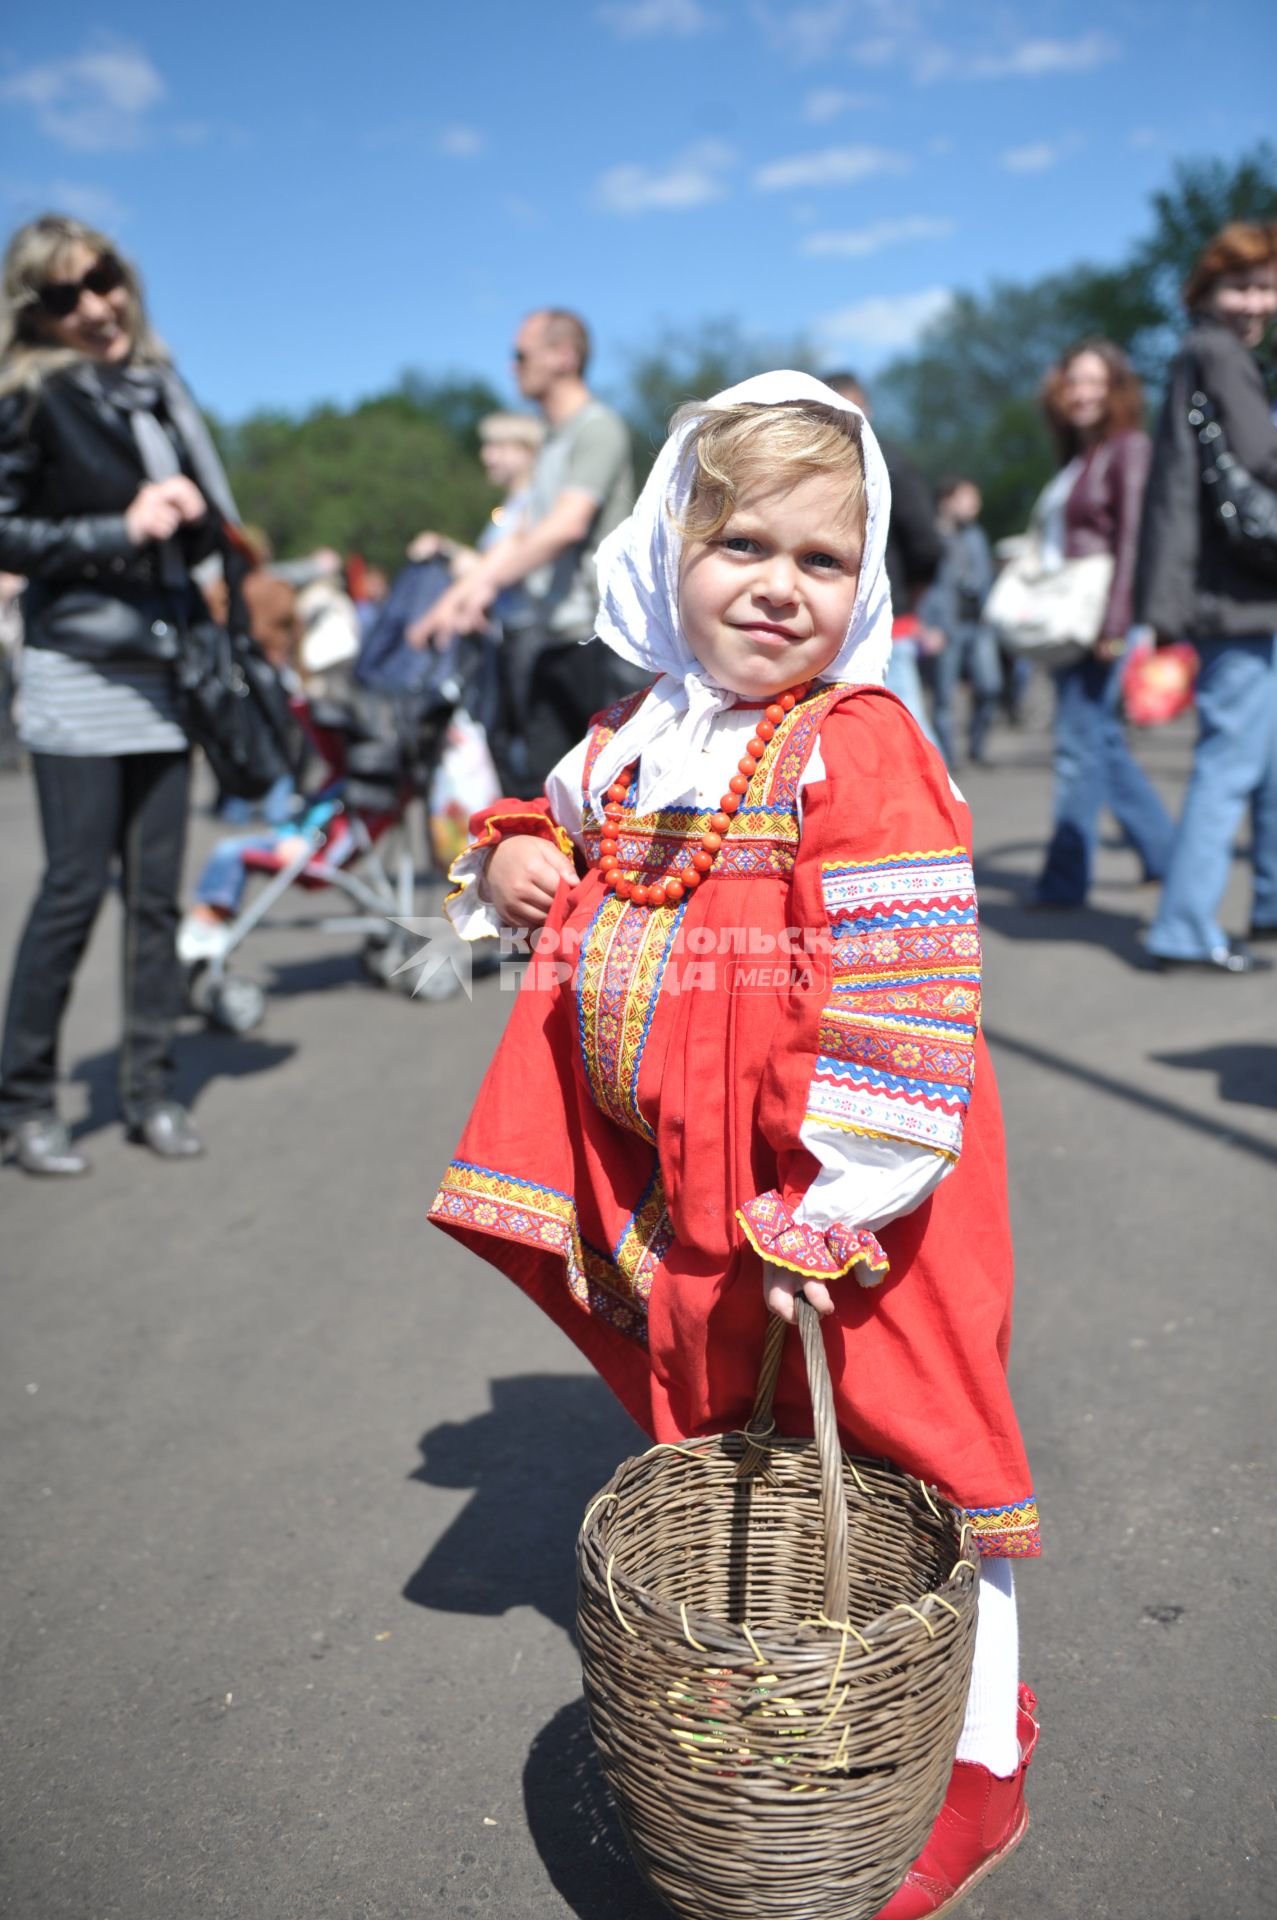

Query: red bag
[1122,641,1199,726]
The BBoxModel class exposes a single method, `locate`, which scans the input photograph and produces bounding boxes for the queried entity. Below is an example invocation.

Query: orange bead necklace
[596,682,812,908]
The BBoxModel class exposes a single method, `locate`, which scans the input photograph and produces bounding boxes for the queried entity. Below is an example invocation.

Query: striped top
[16,646,188,756]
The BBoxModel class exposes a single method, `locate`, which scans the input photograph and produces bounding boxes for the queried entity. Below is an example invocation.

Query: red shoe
[874,1684,1041,1919]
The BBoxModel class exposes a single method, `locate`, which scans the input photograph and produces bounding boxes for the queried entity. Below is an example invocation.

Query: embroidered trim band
[811,849,980,1159]
[963,1498,1042,1558]
[737,1188,889,1284]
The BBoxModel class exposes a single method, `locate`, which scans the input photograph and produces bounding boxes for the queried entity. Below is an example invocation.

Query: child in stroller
[178,559,473,1031]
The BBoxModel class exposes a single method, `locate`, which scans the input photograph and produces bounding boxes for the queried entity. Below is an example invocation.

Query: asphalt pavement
[2,700,1274,1920]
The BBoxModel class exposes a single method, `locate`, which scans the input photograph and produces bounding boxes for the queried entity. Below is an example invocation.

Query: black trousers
[0,750,191,1129]
[494,628,651,799]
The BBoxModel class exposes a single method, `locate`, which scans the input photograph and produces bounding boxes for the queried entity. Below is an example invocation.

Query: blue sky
[1,1,1272,422]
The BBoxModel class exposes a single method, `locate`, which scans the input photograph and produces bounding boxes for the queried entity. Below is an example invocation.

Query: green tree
[216,376,503,575]
[1135,141,1277,318]
[874,143,1277,540]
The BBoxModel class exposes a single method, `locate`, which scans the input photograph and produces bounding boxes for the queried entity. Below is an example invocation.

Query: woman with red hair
[1137,222,1277,972]
[1029,341,1174,906]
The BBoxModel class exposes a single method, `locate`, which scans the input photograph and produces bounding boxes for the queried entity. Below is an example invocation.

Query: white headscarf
[588,369,893,817]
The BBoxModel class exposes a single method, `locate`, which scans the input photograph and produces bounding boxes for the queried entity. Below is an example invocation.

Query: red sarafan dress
[429,682,1040,1559]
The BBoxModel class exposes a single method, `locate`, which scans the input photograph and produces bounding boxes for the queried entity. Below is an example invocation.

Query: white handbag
[983,537,1114,667]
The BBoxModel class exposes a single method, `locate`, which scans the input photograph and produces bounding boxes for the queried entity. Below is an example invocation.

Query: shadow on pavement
[1152,1043,1277,1112]
[523,1695,666,1920]
[265,950,368,998]
[975,850,1152,966]
[986,1025,1277,1165]
[406,1380,661,1916]
[71,1032,296,1139]
[402,1373,647,1636]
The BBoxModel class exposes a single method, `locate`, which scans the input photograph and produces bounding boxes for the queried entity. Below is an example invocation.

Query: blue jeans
[196,832,285,915]
[1146,634,1277,959]
[932,623,1001,767]
[1034,654,1175,904]
[885,640,939,749]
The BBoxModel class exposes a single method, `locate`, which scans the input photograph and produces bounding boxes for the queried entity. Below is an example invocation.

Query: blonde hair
[478,410,545,450]
[0,213,168,399]
[672,399,866,544]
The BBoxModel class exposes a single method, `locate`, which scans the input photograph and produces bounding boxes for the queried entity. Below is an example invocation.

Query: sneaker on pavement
[177,913,233,967]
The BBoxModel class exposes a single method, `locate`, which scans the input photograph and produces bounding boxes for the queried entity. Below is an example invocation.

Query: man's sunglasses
[35,255,125,319]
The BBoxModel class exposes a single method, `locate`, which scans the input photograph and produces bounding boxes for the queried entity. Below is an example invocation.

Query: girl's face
[1200,264,1277,350]
[36,242,132,363]
[1059,350,1110,435]
[678,470,863,699]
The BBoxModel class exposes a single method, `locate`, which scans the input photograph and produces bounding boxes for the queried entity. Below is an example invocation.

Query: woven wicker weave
[577,1299,978,1920]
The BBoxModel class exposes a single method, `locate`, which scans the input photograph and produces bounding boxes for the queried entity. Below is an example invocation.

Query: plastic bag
[1121,641,1199,727]
[428,707,501,867]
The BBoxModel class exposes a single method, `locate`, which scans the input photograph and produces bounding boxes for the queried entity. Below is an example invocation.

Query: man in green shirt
[411,308,639,793]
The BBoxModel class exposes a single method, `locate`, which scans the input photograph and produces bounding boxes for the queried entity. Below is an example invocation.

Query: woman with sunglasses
[0,213,240,1174]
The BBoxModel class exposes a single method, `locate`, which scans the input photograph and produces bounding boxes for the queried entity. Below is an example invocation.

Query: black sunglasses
[36,254,125,319]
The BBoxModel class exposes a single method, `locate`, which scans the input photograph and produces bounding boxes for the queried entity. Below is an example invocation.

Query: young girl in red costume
[429,371,1040,1918]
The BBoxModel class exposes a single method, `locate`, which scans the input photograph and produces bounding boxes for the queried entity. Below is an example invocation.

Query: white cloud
[999,136,1081,174]
[801,87,877,124]
[752,2,859,63]
[816,286,952,354]
[0,176,130,229]
[594,139,736,214]
[1128,126,1162,151]
[597,0,716,33]
[972,31,1118,78]
[753,144,909,193]
[0,42,165,151]
[800,216,955,258]
[437,125,485,158]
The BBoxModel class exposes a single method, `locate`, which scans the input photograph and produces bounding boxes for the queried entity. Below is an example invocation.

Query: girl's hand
[763,1261,835,1323]
[480,835,576,930]
[125,477,207,545]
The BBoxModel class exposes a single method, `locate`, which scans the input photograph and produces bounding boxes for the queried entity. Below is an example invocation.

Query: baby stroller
[185,561,475,1033]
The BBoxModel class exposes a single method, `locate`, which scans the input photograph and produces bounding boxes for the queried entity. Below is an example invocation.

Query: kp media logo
[383,916,474,1000]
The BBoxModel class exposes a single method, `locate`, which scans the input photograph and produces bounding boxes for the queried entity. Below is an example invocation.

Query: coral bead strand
[596,683,810,908]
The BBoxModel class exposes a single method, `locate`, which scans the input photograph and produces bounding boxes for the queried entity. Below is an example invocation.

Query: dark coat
[876,436,943,612]
[0,367,214,663]
[1135,317,1277,640]
[1063,429,1151,639]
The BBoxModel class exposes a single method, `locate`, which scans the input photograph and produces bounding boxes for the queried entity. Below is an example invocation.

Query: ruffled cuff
[737,1190,890,1287]
[443,808,576,942]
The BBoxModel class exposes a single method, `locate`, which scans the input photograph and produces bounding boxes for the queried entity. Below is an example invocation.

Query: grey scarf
[77,360,240,595]
[76,360,239,522]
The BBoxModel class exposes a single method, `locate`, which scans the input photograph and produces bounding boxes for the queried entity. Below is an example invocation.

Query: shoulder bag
[174,524,307,799]
[982,534,1114,668]
[1187,389,1277,583]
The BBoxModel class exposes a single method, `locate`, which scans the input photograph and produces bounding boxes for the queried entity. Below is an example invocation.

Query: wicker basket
[576,1299,979,1920]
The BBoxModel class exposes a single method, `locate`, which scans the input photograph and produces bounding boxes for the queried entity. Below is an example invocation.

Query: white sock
[954,1559,1020,1777]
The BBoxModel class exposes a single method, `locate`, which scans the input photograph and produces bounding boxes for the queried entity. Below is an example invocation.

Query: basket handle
[738,1297,850,1626]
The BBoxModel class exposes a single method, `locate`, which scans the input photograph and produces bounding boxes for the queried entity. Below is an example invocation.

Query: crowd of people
[0,210,1274,1181]
[0,201,1274,1920]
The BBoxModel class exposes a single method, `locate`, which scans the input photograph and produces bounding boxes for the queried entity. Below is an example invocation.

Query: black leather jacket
[1135,318,1277,640]
[0,367,215,663]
